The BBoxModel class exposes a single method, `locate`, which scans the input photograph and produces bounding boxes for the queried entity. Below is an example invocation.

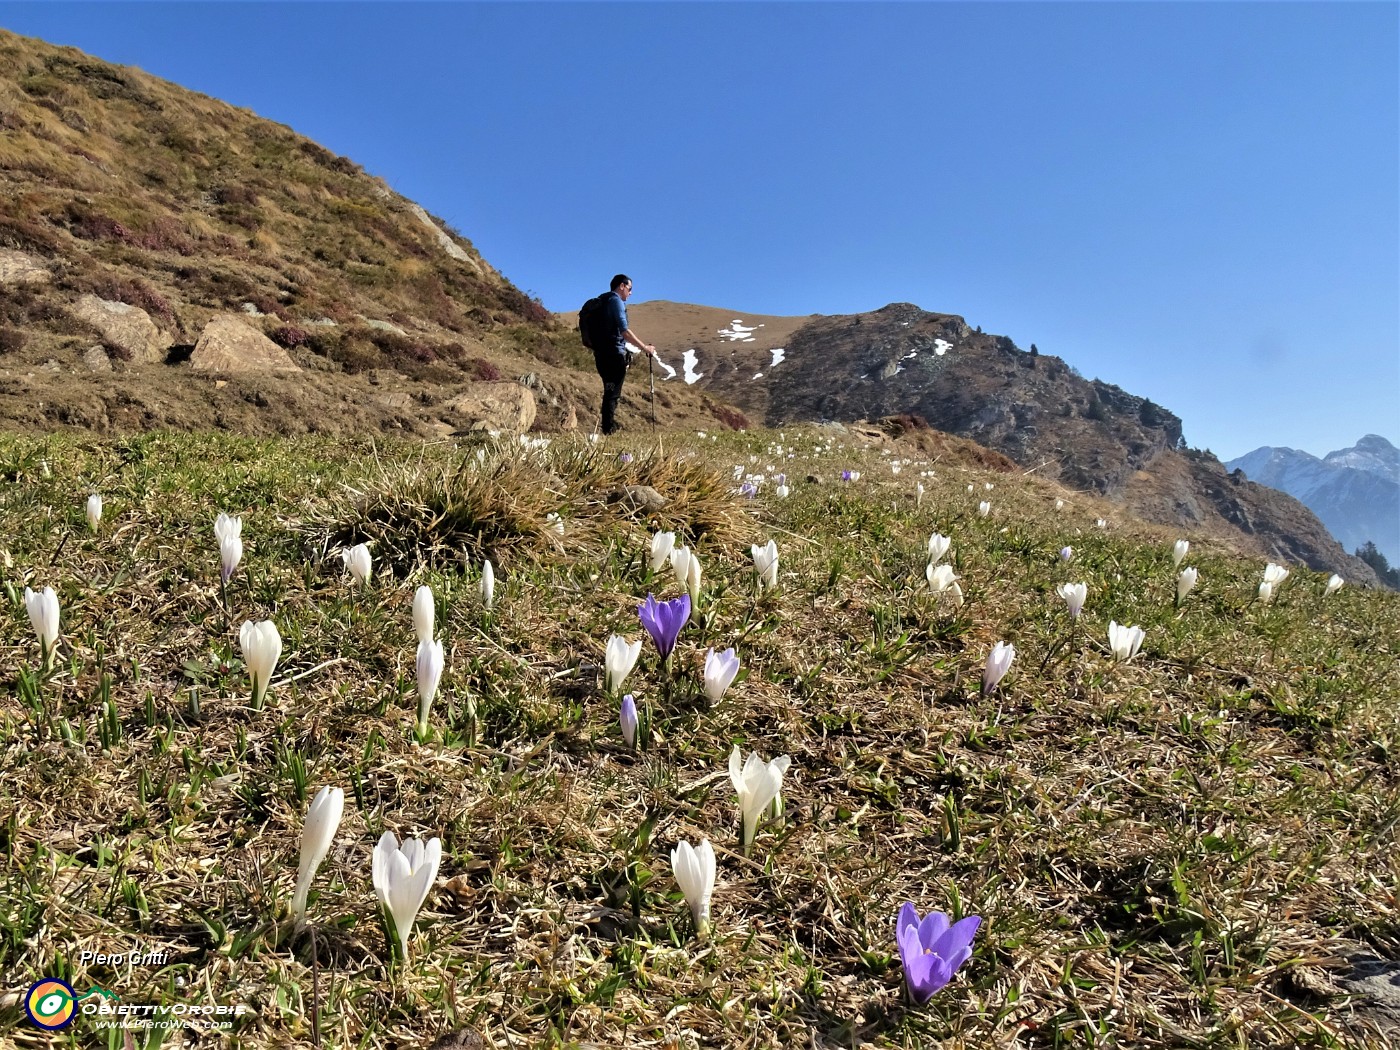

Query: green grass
[0,427,1395,1048]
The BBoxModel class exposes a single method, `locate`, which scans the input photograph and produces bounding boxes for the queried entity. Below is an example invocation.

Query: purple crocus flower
[620,694,638,748]
[618,452,634,464]
[638,593,690,662]
[841,470,853,482]
[895,902,980,1004]
[739,481,758,498]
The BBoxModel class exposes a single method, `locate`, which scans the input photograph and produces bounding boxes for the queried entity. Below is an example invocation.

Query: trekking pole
[649,352,657,434]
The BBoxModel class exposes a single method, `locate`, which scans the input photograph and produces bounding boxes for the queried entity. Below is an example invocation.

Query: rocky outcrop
[72,295,172,364]
[189,315,300,374]
[443,382,536,432]
[0,249,50,285]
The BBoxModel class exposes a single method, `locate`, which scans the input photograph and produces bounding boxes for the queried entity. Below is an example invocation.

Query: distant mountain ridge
[1226,436,1399,565]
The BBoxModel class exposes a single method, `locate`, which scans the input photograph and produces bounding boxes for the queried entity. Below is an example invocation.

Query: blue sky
[3,2,1396,461]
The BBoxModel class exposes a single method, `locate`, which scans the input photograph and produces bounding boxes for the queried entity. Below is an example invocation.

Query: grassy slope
[0,426,1396,1049]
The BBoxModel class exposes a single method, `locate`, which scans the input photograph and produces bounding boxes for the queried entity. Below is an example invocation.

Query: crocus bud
[412,585,435,644]
[702,647,740,703]
[216,512,243,584]
[86,493,102,533]
[1055,499,1065,511]
[240,619,283,708]
[415,638,444,732]
[671,838,716,937]
[1108,620,1145,662]
[372,832,441,962]
[1258,580,1274,604]
[927,533,951,564]
[751,540,779,589]
[1172,539,1190,568]
[916,482,924,506]
[977,501,991,518]
[982,641,1015,694]
[604,634,642,694]
[1325,574,1344,596]
[1177,567,1198,604]
[620,693,638,748]
[343,543,372,586]
[1059,546,1073,562]
[24,585,59,658]
[291,786,344,926]
[648,531,675,573]
[480,559,495,611]
[1056,582,1086,619]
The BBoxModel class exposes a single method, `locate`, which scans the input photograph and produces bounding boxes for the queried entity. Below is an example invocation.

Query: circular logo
[25,978,77,1030]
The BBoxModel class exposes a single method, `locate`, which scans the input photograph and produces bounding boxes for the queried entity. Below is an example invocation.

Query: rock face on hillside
[0,248,50,285]
[190,315,300,373]
[630,300,1378,586]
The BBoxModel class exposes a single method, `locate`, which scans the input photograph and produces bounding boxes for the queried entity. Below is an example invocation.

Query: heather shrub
[269,324,310,350]
[708,400,750,430]
[468,357,502,382]
[0,326,25,354]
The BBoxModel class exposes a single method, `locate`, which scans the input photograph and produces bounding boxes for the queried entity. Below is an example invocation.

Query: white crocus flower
[372,832,441,962]
[926,562,958,594]
[1325,574,1344,596]
[1258,580,1274,604]
[1056,582,1087,619]
[240,619,283,708]
[672,546,702,604]
[774,483,790,499]
[1172,539,1190,568]
[604,634,642,694]
[982,641,1015,694]
[671,838,716,938]
[751,540,779,589]
[1263,563,1289,588]
[927,533,951,564]
[291,786,344,927]
[703,647,741,703]
[978,501,991,518]
[1108,620,1145,662]
[1177,567,1199,604]
[24,585,59,660]
[216,512,243,584]
[649,530,675,572]
[415,639,444,733]
[730,746,788,853]
[215,511,241,547]
[480,559,495,611]
[916,482,924,506]
[412,585,435,644]
[86,493,102,532]
[343,543,372,586]
[1096,518,1107,528]
[1054,498,1064,511]
[545,512,564,537]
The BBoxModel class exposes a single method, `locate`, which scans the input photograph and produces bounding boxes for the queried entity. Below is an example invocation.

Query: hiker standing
[581,274,655,435]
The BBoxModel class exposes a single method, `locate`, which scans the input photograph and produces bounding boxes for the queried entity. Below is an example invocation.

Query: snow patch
[934,339,952,356]
[653,354,677,380]
[752,373,763,380]
[682,349,704,385]
[769,348,786,367]
[719,319,765,341]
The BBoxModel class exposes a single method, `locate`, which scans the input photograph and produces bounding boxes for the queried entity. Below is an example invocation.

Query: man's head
[610,274,633,300]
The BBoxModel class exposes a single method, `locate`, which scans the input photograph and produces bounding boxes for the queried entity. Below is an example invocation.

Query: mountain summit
[1227,435,1399,565]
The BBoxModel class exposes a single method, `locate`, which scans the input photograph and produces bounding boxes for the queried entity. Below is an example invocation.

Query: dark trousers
[595,352,628,434]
